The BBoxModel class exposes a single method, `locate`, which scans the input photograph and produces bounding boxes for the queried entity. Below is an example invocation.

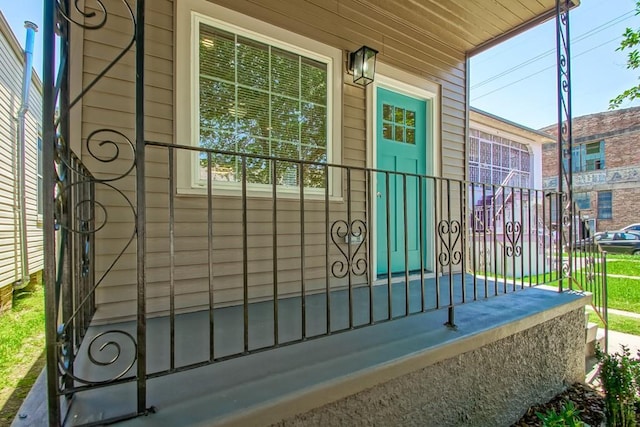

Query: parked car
[622,223,640,233]
[574,232,604,251]
[594,230,640,255]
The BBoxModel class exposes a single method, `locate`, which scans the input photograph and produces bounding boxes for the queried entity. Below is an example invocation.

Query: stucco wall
[274,307,584,427]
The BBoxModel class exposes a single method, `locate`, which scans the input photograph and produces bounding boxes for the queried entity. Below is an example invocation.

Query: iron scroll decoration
[437,220,462,267]
[331,220,368,278]
[53,0,139,387]
[505,221,523,258]
[561,193,572,278]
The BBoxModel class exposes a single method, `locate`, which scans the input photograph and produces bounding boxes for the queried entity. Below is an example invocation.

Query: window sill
[178,184,345,202]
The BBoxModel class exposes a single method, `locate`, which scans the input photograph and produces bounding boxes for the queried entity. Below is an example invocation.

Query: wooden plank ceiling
[352,0,564,54]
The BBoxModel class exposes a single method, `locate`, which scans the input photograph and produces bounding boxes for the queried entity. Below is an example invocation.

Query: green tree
[610,0,640,109]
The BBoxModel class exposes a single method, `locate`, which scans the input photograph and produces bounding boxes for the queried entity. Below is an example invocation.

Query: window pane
[382,123,392,139]
[394,107,404,124]
[394,125,404,142]
[239,138,270,184]
[501,146,509,167]
[237,37,269,90]
[301,160,326,189]
[238,87,270,138]
[273,140,300,161]
[301,102,326,147]
[406,128,415,144]
[585,142,600,155]
[574,192,590,210]
[301,58,326,104]
[199,78,235,136]
[521,151,530,172]
[406,110,415,127]
[271,95,299,143]
[200,128,236,152]
[383,104,393,121]
[199,24,235,82]
[598,191,612,219]
[272,48,299,98]
[469,137,479,162]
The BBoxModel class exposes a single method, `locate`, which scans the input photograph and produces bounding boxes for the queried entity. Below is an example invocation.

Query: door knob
[376,192,382,198]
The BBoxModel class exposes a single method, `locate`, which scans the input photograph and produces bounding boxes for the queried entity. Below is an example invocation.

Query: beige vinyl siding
[80,0,466,321]
[0,19,43,289]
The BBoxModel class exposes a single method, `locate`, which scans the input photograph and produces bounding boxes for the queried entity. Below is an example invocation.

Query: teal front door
[376,87,427,276]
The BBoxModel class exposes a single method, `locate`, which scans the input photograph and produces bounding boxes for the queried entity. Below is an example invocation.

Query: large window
[564,140,605,173]
[468,129,531,188]
[597,191,612,219]
[198,22,328,188]
[176,4,342,195]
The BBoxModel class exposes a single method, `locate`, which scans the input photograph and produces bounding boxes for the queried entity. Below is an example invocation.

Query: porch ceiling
[356,0,577,54]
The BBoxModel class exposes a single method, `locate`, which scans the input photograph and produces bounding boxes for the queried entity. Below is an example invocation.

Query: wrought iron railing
[41,0,605,425]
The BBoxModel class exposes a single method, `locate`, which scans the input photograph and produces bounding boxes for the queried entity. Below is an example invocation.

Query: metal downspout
[14,21,38,290]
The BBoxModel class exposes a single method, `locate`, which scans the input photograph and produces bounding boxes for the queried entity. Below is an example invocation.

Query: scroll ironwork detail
[331,219,368,278]
[505,221,522,258]
[48,0,139,400]
[438,220,462,267]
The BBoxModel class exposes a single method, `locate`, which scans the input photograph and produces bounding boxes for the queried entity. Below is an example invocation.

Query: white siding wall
[0,21,43,288]
[78,0,468,320]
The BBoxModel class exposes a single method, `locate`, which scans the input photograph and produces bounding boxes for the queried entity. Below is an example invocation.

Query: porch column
[555,0,574,288]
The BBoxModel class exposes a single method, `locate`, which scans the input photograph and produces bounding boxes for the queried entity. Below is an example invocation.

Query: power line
[471,9,635,90]
[471,36,621,102]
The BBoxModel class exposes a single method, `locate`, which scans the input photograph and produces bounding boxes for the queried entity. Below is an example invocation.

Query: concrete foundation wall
[275,308,585,427]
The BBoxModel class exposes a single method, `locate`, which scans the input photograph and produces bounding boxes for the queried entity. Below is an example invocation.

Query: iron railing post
[556,0,574,290]
[43,0,60,424]
[135,0,147,415]
[602,251,608,352]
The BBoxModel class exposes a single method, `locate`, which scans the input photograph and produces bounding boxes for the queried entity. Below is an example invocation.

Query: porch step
[586,325,606,358]
[586,322,598,344]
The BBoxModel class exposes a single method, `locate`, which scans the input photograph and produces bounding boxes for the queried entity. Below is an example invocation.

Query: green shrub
[536,399,585,426]
[595,344,639,427]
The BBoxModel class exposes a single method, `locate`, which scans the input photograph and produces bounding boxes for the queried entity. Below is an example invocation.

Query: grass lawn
[605,257,640,277]
[604,276,640,314]
[589,312,640,336]
[0,285,46,425]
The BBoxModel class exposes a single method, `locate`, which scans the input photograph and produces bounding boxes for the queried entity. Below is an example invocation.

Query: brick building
[541,106,640,232]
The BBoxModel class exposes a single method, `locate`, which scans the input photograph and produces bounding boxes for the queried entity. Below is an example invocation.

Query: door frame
[366,63,441,279]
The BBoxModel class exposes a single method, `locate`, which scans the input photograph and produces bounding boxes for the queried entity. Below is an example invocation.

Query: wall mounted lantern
[348,45,378,87]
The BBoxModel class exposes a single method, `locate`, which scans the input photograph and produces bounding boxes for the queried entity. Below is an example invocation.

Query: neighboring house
[32,1,602,426]
[0,12,42,312]
[467,108,554,277]
[469,107,553,192]
[542,107,640,232]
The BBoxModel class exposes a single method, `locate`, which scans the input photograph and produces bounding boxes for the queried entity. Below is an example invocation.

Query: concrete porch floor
[14,274,584,426]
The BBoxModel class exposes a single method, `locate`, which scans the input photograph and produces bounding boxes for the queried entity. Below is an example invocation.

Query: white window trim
[175,0,342,197]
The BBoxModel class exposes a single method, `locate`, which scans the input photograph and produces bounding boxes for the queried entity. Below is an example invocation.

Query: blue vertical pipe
[15,21,38,288]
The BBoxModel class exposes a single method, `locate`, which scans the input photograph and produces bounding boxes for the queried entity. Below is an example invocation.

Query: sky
[471,0,640,130]
[1,0,638,131]
[1,0,42,77]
